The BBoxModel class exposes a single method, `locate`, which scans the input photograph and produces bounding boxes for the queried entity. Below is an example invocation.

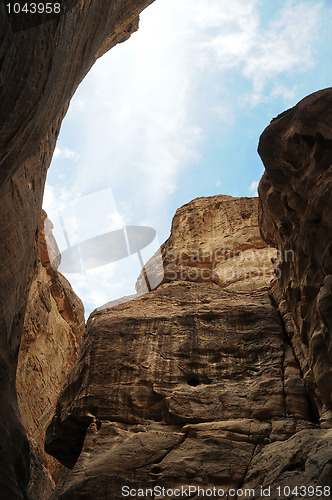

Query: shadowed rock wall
[16,212,85,486]
[0,1,154,497]
[2,5,332,497]
[46,195,332,499]
[258,88,332,426]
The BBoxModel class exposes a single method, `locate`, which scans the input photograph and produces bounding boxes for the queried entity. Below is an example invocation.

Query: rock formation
[45,194,332,499]
[0,1,154,497]
[47,280,317,498]
[16,211,85,487]
[1,0,332,496]
[136,195,276,293]
[258,88,332,427]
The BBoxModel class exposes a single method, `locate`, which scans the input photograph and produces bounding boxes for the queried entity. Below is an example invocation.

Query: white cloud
[249,180,259,194]
[43,185,163,317]
[51,0,322,224]
[43,186,126,249]
[194,0,322,105]
[54,147,80,161]
[45,0,325,314]
[270,83,298,102]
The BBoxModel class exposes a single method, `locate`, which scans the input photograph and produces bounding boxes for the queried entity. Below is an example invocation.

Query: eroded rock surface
[16,212,85,484]
[27,438,55,500]
[2,6,332,496]
[46,281,317,498]
[0,0,154,496]
[45,182,332,498]
[136,195,276,293]
[258,88,332,425]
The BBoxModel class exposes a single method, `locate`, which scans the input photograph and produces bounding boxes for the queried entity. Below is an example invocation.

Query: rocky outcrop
[27,438,55,500]
[258,88,332,426]
[16,212,85,485]
[0,1,154,497]
[136,195,276,293]
[47,281,318,498]
[45,193,332,499]
[2,5,332,496]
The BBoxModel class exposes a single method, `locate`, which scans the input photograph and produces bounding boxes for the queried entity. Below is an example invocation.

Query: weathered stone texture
[27,438,55,500]
[243,428,332,498]
[46,281,315,498]
[258,88,332,425]
[0,0,154,496]
[2,4,332,497]
[136,195,276,293]
[16,212,85,484]
[0,136,53,500]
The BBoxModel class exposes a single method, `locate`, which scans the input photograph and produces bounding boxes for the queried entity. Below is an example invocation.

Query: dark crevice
[281,338,287,417]
[133,431,187,473]
[269,292,320,424]
[235,444,258,499]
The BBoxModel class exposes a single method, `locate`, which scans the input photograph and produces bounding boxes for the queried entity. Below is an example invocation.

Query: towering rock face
[258,88,332,426]
[2,6,332,496]
[0,1,154,497]
[45,195,331,499]
[47,283,317,499]
[16,212,85,486]
[136,195,276,293]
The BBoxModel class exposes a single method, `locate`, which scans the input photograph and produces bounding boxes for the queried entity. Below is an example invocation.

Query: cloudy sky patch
[44,0,332,317]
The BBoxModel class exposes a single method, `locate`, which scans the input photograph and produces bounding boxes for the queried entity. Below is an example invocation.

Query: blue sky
[44,0,332,317]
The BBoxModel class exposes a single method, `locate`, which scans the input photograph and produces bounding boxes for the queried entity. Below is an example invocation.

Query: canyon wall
[1,1,332,497]
[0,1,154,497]
[16,212,85,489]
[46,195,332,499]
[258,88,332,426]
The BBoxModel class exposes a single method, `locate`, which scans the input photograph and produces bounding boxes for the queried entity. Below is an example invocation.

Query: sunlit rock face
[16,212,85,487]
[47,281,316,498]
[2,4,332,496]
[0,0,154,497]
[46,90,332,496]
[258,88,332,426]
[46,195,328,499]
[136,195,277,293]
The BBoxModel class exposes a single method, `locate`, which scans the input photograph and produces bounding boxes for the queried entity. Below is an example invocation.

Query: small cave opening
[151,466,162,475]
[187,375,200,387]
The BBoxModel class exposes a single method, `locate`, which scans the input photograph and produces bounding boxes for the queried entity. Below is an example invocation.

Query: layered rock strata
[136,195,276,293]
[0,0,154,496]
[16,212,85,484]
[2,7,332,496]
[45,194,331,499]
[47,281,317,499]
[258,88,332,426]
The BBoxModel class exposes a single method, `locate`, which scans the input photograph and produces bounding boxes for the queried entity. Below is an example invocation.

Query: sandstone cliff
[47,281,320,498]
[258,88,332,427]
[45,194,332,499]
[16,211,85,489]
[1,2,332,497]
[0,1,154,497]
[136,195,276,293]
